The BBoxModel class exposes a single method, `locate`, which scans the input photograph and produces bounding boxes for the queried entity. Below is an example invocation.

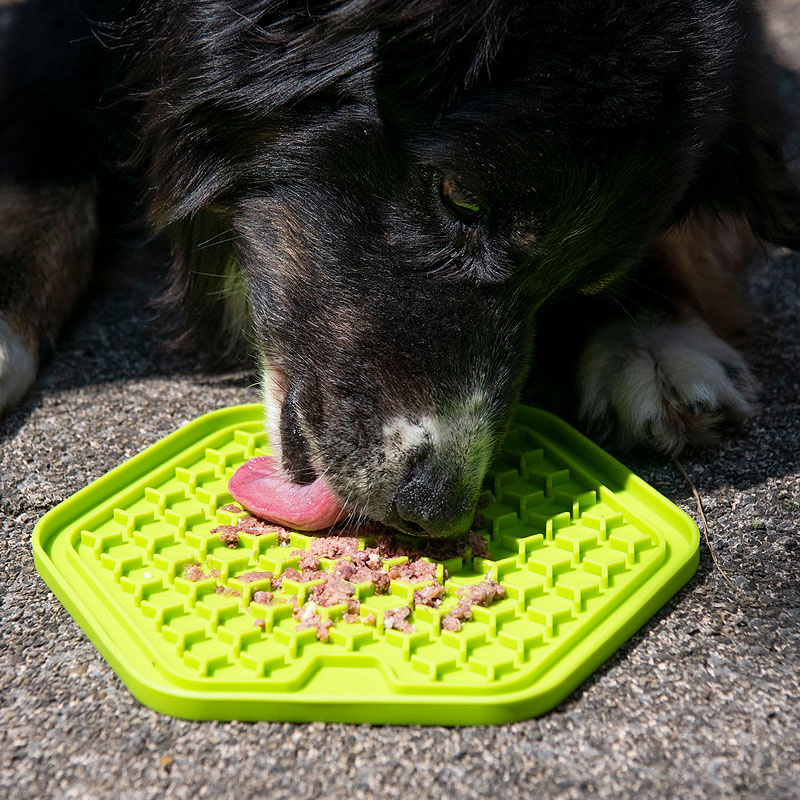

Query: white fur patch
[382,389,495,490]
[0,314,37,414]
[260,362,288,463]
[382,415,438,456]
[578,315,759,452]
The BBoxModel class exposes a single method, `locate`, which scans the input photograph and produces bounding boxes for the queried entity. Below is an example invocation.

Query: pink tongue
[228,456,345,531]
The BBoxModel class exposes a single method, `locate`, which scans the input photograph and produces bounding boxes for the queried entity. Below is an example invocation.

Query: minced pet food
[383,606,415,634]
[441,579,506,632]
[205,510,503,641]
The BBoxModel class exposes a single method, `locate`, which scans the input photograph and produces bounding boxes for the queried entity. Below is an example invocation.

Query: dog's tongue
[228,456,345,530]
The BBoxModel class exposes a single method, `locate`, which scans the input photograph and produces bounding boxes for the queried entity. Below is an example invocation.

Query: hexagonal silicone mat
[32,404,698,725]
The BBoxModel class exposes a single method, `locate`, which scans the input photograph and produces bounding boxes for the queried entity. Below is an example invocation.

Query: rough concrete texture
[1,2,798,799]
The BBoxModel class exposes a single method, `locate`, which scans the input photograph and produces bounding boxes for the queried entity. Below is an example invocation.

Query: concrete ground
[1,3,799,798]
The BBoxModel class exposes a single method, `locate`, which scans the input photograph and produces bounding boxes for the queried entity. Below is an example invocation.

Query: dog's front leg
[575,214,760,453]
[0,1,105,415]
[0,180,98,414]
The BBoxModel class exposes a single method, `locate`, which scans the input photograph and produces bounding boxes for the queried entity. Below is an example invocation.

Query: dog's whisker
[194,229,238,249]
[619,277,684,310]
[195,235,240,251]
[606,293,639,323]
[330,486,357,529]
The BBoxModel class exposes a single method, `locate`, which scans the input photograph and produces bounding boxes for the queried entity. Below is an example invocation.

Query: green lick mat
[32,403,699,725]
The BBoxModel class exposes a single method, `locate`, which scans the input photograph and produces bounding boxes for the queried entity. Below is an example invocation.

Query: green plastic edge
[32,403,700,726]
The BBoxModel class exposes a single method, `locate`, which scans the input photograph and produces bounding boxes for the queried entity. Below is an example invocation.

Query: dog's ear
[126,1,381,226]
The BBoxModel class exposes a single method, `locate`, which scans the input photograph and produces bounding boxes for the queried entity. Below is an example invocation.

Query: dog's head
[136,1,796,535]
[241,177,538,536]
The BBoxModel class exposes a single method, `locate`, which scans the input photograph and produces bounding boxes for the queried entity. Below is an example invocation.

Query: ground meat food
[457,579,505,606]
[236,516,285,536]
[304,535,361,559]
[315,620,333,641]
[278,568,301,585]
[341,520,495,562]
[219,503,243,513]
[471,513,485,531]
[328,556,390,593]
[208,530,505,643]
[466,532,489,558]
[376,536,420,561]
[441,580,506,632]
[215,585,241,597]
[299,569,325,583]
[413,582,447,607]
[210,523,236,536]
[217,513,292,540]
[276,568,324,586]
[293,601,333,642]
[376,534,467,563]
[217,528,240,548]
[352,565,391,593]
[237,570,274,583]
[253,618,266,630]
[333,520,389,540]
[333,559,356,581]
[350,548,384,569]
[308,574,359,614]
[292,550,322,571]
[425,538,476,562]
[441,601,473,632]
[383,606,415,634]
[388,559,437,584]
[181,563,208,582]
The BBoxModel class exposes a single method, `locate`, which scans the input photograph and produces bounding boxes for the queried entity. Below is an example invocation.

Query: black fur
[2,0,799,536]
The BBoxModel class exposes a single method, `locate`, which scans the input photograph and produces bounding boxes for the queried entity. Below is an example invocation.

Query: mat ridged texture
[32,404,698,724]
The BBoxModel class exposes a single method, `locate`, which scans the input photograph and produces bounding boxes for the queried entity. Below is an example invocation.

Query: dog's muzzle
[386,449,477,538]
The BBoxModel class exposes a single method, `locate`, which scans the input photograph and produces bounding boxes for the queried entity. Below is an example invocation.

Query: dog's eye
[439,176,483,224]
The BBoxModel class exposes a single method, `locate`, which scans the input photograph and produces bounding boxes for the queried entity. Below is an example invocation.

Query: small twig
[672,457,740,594]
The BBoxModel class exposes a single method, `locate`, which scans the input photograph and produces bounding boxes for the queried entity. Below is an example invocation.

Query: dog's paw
[0,314,37,415]
[577,315,759,454]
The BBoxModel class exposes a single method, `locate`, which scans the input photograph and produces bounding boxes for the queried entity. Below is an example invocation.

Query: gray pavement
[1,2,799,798]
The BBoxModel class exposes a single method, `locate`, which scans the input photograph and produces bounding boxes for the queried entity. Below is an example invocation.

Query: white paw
[0,314,37,414]
[577,315,759,453]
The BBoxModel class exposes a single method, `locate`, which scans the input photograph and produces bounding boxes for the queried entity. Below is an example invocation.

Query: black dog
[1,0,798,536]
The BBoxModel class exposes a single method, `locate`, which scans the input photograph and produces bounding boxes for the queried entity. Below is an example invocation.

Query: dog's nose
[388,458,475,538]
